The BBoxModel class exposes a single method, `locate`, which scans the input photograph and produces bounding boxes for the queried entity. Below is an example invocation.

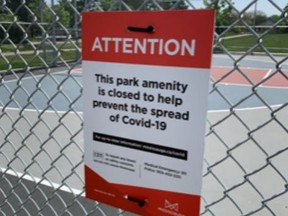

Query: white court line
[72,68,82,73]
[2,104,285,116]
[263,69,273,80]
[208,104,284,113]
[0,167,84,196]
[1,104,285,196]
[260,68,273,88]
[0,106,81,115]
[212,65,273,70]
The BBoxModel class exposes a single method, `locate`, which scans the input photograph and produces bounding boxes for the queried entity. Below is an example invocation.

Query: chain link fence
[0,0,287,215]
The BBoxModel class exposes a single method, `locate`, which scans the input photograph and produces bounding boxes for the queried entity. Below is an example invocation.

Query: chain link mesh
[0,0,287,215]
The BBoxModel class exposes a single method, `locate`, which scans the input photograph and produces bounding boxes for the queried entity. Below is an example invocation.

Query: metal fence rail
[0,0,287,215]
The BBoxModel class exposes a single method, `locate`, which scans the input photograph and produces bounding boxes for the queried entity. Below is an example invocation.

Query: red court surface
[211,66,288,88]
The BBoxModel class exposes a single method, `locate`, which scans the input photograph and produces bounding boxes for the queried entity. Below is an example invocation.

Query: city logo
[164,200,179,212]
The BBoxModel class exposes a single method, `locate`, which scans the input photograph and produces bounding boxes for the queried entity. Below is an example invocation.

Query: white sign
[83,10,215,216]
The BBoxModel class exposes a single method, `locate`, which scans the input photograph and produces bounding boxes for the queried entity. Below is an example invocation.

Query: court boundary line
[0,103,285,114]
[0,167,84,196]
[263,69,273,80]
[0,104,285,197]
[212,82,288,89]
[208,104,284,113]
[0,106,78,114]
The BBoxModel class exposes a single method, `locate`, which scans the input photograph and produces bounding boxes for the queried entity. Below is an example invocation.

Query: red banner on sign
[85,166,200,216]
[82,10,214,68]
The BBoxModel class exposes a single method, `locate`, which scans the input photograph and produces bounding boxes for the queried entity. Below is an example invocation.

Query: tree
[284,3,288,13]
[280,4,288,33]
[254,11,268,25]
[57,0,84,27]
[2,0,39,22]
[157,0,188,10]
[0,0,40,43]
[99,0,188,11]
[99,0,118,11]
[40,4,70,28]
[204,0,235,33]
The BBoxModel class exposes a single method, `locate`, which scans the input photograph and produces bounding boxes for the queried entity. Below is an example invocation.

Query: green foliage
[204,0,234,33]
[0,0,40,43]
[242,11,269,26]
[99,0,188,11]
[56,0,84,27]
[52,5,70,27]
[1,0,39,22]
[0,13,13,22]
[99,0,118,11]
[8,24,26,43]
[157,0,188,10]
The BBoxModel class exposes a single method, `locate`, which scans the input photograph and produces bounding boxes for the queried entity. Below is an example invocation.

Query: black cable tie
[124,195,146,207]
[127,25,154,33]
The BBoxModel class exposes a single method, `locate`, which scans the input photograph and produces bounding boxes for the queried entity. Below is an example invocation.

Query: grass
[220,33,288,53]
[0,39,81,72]
[1,40,80,52]
[0,50,79,72]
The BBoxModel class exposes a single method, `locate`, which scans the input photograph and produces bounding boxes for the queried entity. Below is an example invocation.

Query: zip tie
[124,195,146,207]
[127,25,155,33]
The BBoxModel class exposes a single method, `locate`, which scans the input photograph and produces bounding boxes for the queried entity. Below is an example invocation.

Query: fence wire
[0,0,287,215]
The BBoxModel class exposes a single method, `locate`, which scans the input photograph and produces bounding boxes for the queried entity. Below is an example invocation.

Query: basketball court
[0,54,287,215]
